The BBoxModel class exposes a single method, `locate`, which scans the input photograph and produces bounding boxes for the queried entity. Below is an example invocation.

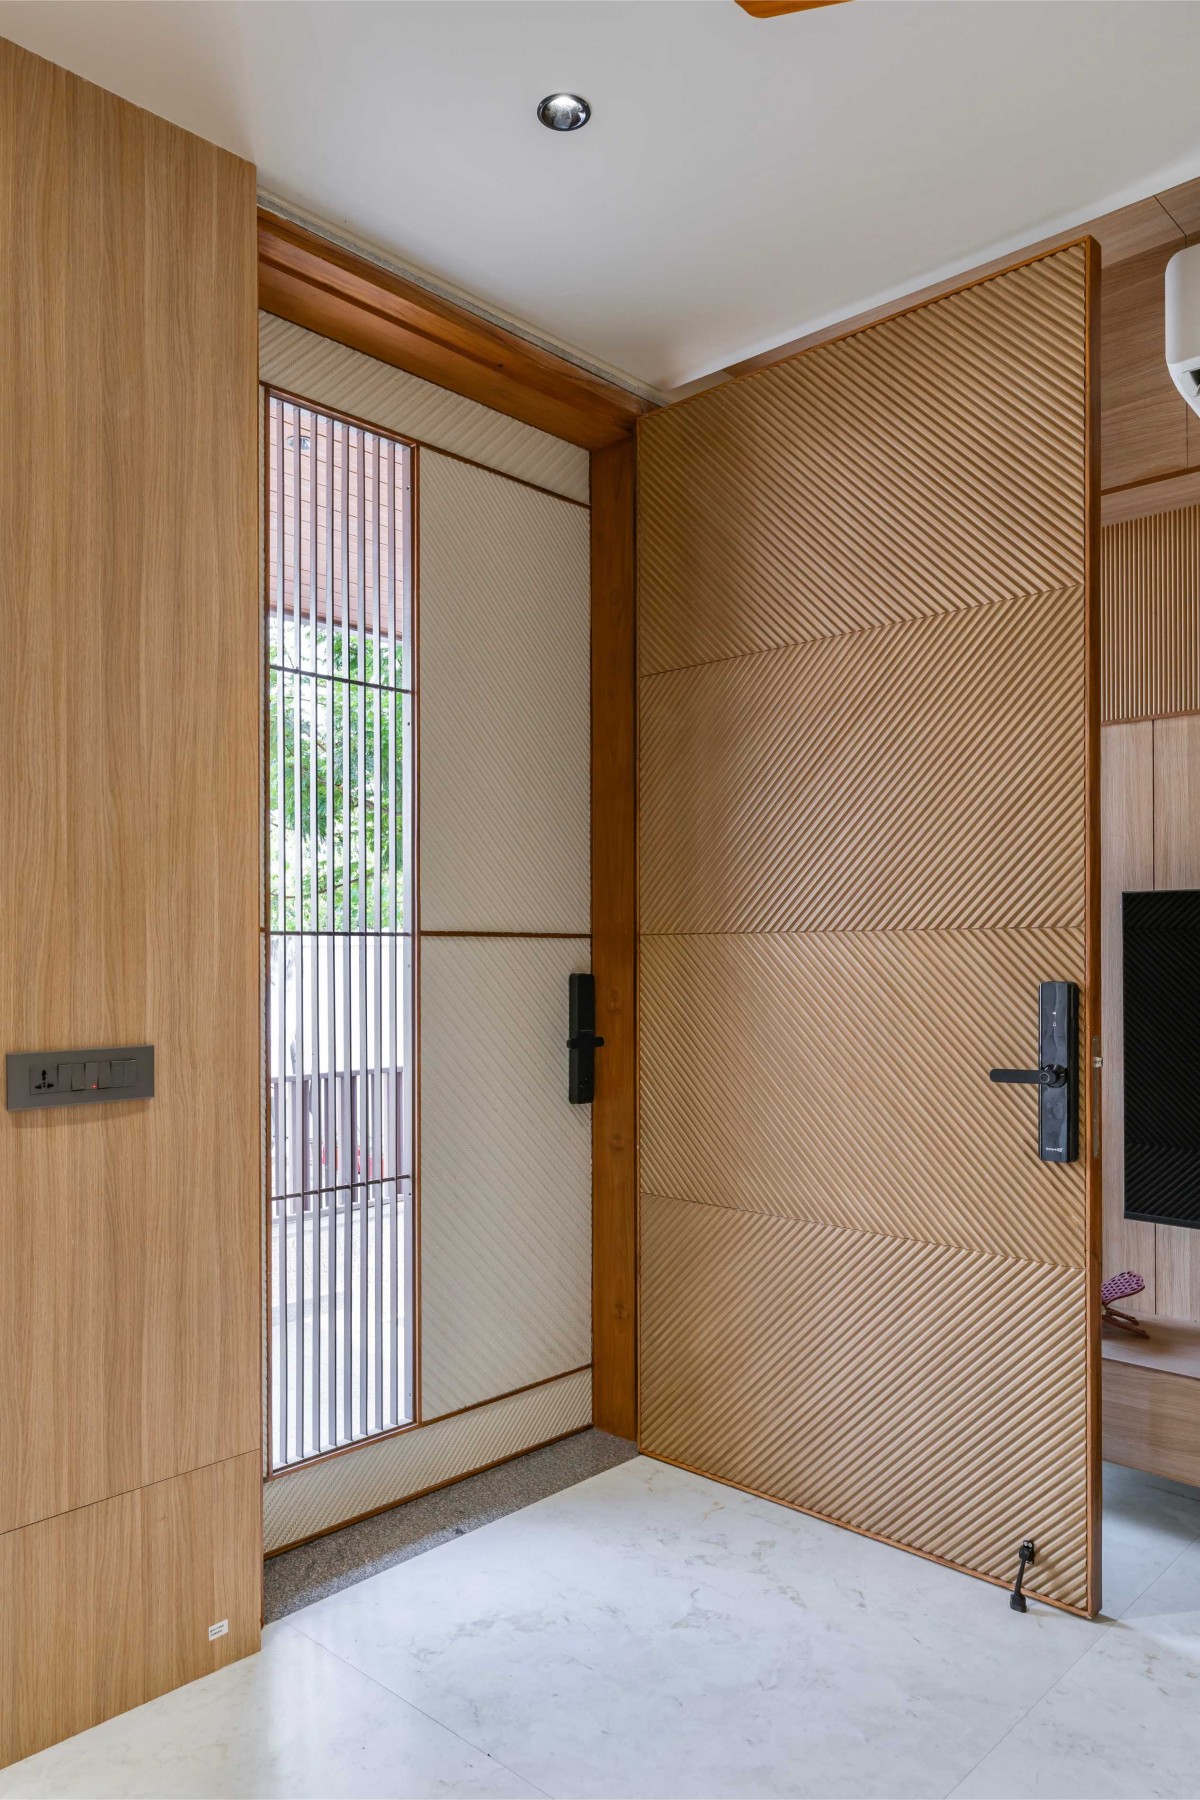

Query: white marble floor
[3,1458,1199,1800]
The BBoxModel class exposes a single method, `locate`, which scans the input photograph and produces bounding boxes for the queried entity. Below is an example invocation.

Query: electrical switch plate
[6,1045,154,1111]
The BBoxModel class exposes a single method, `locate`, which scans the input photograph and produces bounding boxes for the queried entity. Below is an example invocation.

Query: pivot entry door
[637,243,1100,1614]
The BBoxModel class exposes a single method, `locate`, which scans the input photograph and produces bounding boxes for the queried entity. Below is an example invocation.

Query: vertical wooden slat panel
[1101,506,1200,722]
[591,439,638,1438]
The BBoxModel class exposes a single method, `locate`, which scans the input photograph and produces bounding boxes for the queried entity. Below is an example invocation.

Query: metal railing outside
[266,392,414,1471]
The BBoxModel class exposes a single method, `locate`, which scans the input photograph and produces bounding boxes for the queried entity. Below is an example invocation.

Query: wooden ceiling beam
[258,209,654,450]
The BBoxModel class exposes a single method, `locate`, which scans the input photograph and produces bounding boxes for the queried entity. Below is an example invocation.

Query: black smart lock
[567,972,604,1104]
[988,980,1079,1163]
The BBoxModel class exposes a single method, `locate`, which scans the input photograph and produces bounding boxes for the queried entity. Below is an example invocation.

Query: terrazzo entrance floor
[3,1457,1198,1799]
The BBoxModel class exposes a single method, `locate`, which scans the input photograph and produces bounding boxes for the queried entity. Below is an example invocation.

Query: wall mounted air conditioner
[1165,243,1200,415]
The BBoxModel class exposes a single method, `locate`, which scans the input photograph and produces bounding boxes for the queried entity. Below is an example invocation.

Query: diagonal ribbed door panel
[638,250,1087,676]
[640,1195,1089,1609]
[640,584,1085,935]
[640,931,1086,1271]
[637,243,1098,1614]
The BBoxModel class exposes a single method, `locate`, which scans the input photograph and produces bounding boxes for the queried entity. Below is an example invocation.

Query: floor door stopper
[1010,1539,1036,1612]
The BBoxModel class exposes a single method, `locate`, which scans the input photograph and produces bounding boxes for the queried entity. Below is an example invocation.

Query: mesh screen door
[636,244,1100,1614]
[266,392,414,1472]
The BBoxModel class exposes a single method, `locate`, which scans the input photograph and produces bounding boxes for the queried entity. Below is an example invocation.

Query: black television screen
[1124,888,1200,1230]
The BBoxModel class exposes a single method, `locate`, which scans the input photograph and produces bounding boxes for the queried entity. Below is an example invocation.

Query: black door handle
[989,1065,1068,1089]
[567,973,603,1104]
[987,981,1079,1162]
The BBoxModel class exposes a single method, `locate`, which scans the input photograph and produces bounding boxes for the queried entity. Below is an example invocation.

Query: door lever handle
[989,1065,1068,1089]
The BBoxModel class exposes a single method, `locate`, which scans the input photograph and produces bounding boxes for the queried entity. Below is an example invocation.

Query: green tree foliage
[269,623,405,933]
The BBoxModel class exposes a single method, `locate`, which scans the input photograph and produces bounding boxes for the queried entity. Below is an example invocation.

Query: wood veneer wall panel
[0,38,260,1762]
[1102,1360,1200,1488]
[1152,716,1200,1323]
[1099,722,1157,1310]
[1154,715,1200,885]
[140,1453,262,1705]
[1101,507,1200,722]
[0,41,260,1533]
[1099,716,1200,1328]
[0,1452,260,1769]
[1099,245,1189,491]
[1101,471,1200,526]
[1100,505,1200,1326]
[638,244,1095,1613]
[1155,177,1200,238]
[0,1488,144,1770]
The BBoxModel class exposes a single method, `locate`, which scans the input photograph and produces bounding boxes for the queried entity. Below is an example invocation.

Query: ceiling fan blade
[734,1,852,16]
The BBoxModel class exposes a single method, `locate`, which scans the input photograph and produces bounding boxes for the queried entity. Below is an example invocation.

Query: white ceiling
[3,0,1200,392]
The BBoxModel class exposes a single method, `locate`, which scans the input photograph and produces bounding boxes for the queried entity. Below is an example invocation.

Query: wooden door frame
[1084,236,1103,1617]
[258,212,643,1442]
[590,441,638,1437]
[258,209,654,450]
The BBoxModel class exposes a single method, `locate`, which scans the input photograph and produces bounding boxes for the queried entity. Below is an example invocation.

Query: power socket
[7,1045,154,1111]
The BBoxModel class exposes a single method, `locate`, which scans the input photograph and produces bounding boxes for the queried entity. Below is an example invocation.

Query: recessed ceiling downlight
[537,93,591,132]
